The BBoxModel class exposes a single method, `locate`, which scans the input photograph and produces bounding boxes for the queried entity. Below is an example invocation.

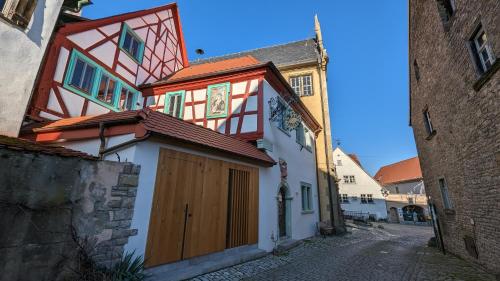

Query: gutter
[97,121,150,160]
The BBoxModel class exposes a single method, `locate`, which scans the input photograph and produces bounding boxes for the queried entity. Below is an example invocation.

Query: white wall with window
[258,80,319,249]
[333,147,387,219]
[0,0,64,136]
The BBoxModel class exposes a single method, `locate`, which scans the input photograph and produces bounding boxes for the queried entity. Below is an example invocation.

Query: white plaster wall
[259,80,319,251]
[0,0,64,136]
[333,147,387,219]
[385,180,425,195]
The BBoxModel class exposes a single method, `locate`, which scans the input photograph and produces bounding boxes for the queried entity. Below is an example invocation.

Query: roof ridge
[379,156,419,169]
[190,38,317,64]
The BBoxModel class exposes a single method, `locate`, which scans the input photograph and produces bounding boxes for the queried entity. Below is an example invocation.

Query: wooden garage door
[145,148,258,267]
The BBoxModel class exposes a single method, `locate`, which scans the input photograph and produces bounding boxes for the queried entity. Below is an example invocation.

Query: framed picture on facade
[206,82,230,118]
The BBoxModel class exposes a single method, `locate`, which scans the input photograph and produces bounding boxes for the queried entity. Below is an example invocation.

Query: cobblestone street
[192,223,496,281]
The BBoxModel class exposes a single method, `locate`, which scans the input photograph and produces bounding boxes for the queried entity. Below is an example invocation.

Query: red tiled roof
[374,157,422,185]
[146,56,261,85]
[31,109,276,166]
[0,135,96,160]
[348,154,362,167]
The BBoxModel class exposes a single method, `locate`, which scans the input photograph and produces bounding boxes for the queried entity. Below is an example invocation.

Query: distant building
[192,16,344,232]
[0,0,90,136]
[409,0,499,275]
[374,157,428,224]
[333,147,387,220]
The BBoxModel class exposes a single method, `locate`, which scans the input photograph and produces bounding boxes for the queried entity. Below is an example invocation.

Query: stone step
[146,245,267,281]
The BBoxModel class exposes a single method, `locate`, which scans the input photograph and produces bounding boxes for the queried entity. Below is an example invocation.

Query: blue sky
[84,0,416,175]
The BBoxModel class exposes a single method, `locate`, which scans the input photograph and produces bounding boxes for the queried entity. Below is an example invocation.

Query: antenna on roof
[334,139,341,147]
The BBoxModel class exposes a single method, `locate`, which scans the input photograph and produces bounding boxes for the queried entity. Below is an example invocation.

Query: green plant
[109,251,148,281]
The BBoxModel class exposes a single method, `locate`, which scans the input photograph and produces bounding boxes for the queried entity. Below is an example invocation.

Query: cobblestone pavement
[191,223,496,281]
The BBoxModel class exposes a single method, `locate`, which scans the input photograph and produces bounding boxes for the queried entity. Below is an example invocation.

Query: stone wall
[0,147,140,281]
[409,0,499,275]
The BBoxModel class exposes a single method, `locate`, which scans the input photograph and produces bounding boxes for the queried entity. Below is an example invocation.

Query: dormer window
[119,23,145,63]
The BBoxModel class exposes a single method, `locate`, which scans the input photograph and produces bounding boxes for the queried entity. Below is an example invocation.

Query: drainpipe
[97,122,151,160]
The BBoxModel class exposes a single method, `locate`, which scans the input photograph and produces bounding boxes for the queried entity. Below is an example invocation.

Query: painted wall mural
[146,78,263,139]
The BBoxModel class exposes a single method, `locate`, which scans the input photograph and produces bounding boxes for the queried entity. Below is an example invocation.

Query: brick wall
[0,148,141,281]
[409,0,499,275]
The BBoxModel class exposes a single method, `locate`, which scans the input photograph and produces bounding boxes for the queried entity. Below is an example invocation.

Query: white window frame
[301,182,313,212]
[337,160,342,166]
[360,194,368,204]
[473,26,496,73]
[289,74,313,97]
[341,194,349,203]
[367,194,374,203]
[343,175,356,184]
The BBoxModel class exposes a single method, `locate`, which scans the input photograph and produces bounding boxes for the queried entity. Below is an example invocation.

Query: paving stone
[190,223,497,281]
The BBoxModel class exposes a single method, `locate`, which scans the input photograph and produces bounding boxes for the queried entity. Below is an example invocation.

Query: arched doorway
[277,183,291,239]
[389,207,399,223]
[402,205,425,222]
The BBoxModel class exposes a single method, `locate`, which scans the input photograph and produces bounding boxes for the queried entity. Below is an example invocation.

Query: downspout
[97,122,151,160]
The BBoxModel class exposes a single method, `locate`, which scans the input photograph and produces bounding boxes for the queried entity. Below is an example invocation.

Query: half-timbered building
[28,3,188,121]
[20,3,323,279]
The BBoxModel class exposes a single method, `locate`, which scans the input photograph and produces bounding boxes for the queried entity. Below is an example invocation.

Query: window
[343,175,356,184]
[413,59,420,82]
[395,186,400,194]
[69,57,96,94]
[296,123,306,146]
[341,194,349,203]
[145,96,156,107]
[1,0,38,28]
[470,25,496,74]
[97,73,117,105]
[305,131,313,152]
[436,0,455,23]
[301,183,313,212]
[119,87,136,111]
[119,23,145,63]
[423,108,435,136]
[337,160,342,166]
[360,194,367,204]
[164,91,185,118]
[290,75,313,96]
[275,97,288,132]
[64,50,139,112]
[439,178,453,209]
[367,194,374,203]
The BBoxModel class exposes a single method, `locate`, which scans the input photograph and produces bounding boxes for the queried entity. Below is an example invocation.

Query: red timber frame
[142,63,321,141]
[28,3,188,121]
